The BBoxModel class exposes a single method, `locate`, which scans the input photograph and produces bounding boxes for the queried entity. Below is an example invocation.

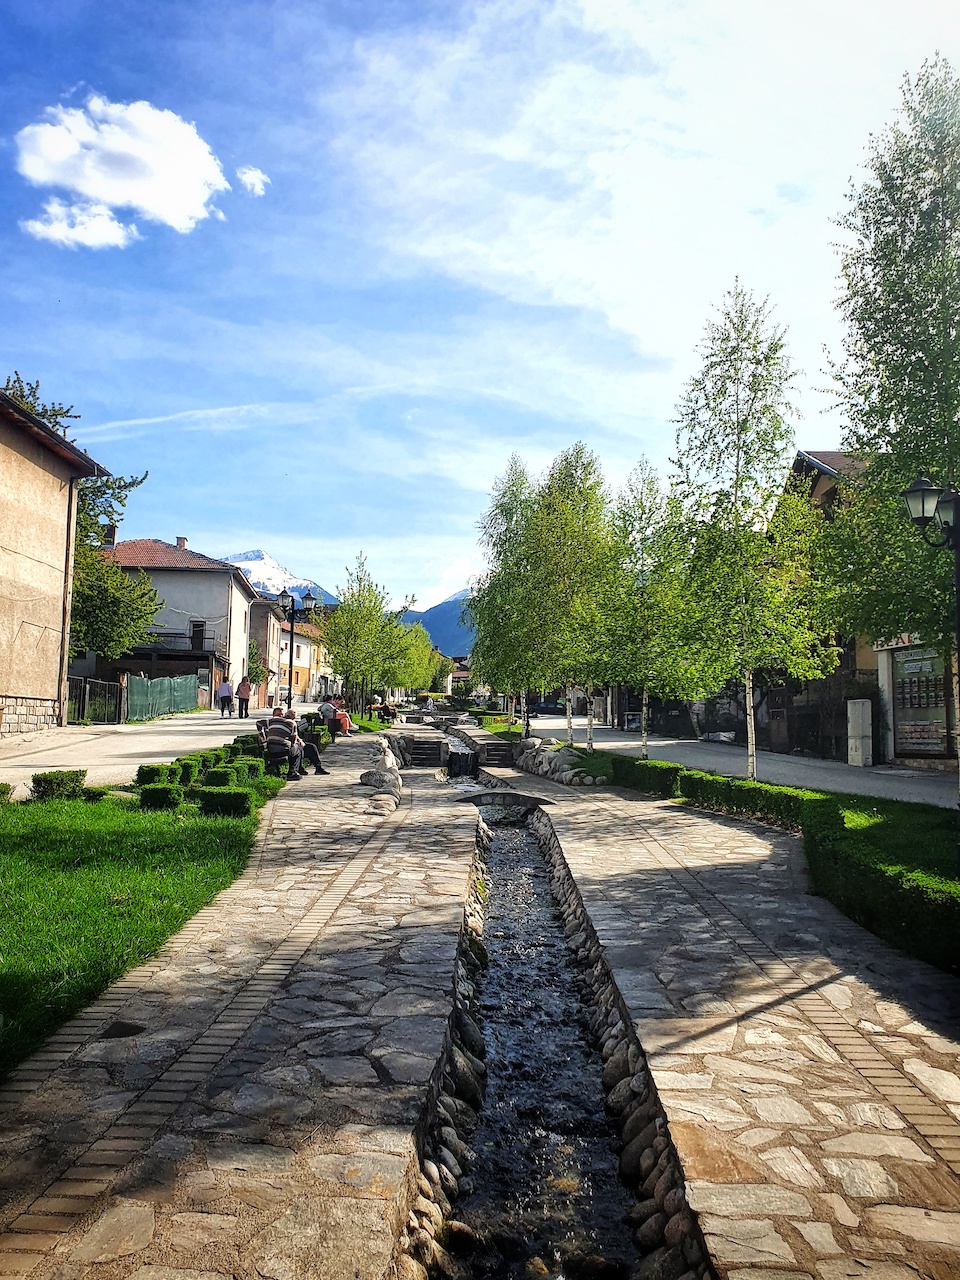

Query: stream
[456,812,636,1280]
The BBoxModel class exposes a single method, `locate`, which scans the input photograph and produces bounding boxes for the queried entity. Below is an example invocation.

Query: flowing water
[456,813,635,1280]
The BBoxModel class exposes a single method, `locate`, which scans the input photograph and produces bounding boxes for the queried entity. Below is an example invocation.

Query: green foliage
[0,794,253,1075]
[174,757,201,786]
[611,755,682,798]
[233,735,264,755]
[247,637,270,688]
[136,763,173,786]
[139,783,184,810]
[239,757,265,780]
[430,654,456,692]
[204,766,239,788]
[31,770,87,801]
[2,371,79,435]
[197,787,254,817]
[224,742,242,759]
[0,784,11,805]
[82,787,110,803]
[828,57,960,650]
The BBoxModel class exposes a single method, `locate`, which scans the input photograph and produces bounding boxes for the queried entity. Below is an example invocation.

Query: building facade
[103,538,258,704]
[249,599,283,708]
[0,391,104,736]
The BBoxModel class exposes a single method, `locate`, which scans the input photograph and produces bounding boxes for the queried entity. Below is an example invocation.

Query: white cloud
[20,197,140,249]
[237,165,270,196]
[16,94,230,246]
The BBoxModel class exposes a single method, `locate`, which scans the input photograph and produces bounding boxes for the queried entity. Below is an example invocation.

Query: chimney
[101,523,117,549]
[176,536,188,550]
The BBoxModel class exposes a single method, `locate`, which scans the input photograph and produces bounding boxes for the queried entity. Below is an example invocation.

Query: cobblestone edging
[0,695,59,737]
[527,806,713,1280]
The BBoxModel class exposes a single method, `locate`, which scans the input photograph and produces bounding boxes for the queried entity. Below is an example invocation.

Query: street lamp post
[901,475,960,873]
[278,588,317,709]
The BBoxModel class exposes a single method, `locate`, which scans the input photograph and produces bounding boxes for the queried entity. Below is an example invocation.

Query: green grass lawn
[837,794,957,882]
[0,795,257,1078]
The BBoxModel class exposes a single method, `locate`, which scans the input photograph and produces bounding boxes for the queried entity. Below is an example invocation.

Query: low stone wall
[515,741,608,787]
[0,694,59,736]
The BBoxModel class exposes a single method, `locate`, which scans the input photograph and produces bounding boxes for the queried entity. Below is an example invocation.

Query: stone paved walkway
[485,764,960,1280]
[0,738,477,1280]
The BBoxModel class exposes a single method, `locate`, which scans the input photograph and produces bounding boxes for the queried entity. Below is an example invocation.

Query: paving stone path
[0,738,477,1280]
[485,764,960,1280]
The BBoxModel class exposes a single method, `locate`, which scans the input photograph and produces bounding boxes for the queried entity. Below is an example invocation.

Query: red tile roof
[797,449,862,476]
[110,539,238,571]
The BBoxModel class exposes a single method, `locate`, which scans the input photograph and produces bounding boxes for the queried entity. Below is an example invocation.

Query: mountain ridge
[224,549,337,606]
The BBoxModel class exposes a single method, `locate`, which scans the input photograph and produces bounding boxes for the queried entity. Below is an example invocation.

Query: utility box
[847,698,873,767]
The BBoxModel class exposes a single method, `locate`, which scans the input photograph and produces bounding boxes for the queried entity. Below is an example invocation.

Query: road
[529,713,960,808]
[0,705,317,798]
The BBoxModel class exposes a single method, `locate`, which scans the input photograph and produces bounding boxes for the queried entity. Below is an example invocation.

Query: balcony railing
[134,629,228,661]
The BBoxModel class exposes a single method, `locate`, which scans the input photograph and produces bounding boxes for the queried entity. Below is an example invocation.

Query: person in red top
[235,676,252,719]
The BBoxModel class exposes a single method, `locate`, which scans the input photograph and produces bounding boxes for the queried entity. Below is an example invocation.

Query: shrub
[197,786,253,817]
[83,787,110,803]
[233,734,263,755]
[136,763,172,786]
[238,757,265,780]
[139,783,184,810]
[174,757,202,786]
[31,770,87,801]
[611,756,682,798]
[196,749,222,771]
[224,742,243,760]
[204,766,239,788]
[0,783,11,805]
[803,813,960,973]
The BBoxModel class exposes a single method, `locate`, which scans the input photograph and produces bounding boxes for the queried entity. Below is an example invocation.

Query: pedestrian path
[0,737,477,1280]
[483,763,960,1280]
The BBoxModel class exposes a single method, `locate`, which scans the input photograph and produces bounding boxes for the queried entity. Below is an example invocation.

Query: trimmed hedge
[204,766,239,788]
[233,734,263,756]
[31,770,87,801]
[174,757,202,786]
[611,755,682,798]
[136,762,172,786]
[602,750,960,973]
[83,786,110,803]
[224,742,243,760]
[197,786,253,817]
[236,757,265,780]
[0,783,11,805]
[140,783,185,810]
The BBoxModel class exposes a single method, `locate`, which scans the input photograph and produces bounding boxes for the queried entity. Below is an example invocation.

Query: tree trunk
[565,684,574,745]
[640,686,650,761]
[744,668,757,781]
[586,684,594,752]
[521,689,530,738]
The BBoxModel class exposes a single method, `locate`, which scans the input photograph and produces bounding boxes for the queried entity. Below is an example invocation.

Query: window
[295,644,302,661]
[294,671,300,685]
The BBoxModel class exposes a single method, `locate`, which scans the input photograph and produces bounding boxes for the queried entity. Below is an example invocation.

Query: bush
[197,786,253,817]
[83,787,110,803]
[224,742,243,760]
[0,783,11,805]
[139,783,184,810]
[233,734,263,755]
[136,763,172,786]
[204,766,239,788]
[174,757,202,786]
[803,810,960,973]
[238,757,265,780]
[611,756,682,798]
[196,749,222,771]
[31,770,87,801]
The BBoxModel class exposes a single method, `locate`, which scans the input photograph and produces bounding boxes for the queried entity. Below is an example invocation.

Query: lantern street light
[901,475,960,873]
[278,587,317,708]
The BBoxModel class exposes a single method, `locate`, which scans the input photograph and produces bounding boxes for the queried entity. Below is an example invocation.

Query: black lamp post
[901,475,960,873]
[278,587,316,708]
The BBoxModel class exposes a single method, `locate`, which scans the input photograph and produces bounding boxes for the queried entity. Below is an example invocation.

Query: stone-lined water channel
[456,810,636,1279]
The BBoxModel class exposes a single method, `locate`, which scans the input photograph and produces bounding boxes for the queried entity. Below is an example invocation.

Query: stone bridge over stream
[1,725,959,1280]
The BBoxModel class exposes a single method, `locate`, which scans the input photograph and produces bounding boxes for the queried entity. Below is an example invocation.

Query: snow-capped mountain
[405,588,473,656]
[224,550,337,606]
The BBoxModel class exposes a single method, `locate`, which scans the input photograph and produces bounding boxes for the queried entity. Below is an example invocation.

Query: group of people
[215,676,252,718]
[259,707,331,780]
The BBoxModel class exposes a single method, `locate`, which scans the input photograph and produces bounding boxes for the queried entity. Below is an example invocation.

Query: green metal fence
[127,674,199,721]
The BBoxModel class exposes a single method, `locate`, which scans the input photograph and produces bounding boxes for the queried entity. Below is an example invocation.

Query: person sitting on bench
[264,708,302,779]
[284,709,330,775]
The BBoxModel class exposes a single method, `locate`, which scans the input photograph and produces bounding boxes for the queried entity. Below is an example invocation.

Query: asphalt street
[529,713,960,808]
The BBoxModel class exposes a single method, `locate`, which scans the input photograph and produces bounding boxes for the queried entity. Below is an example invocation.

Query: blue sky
[4,1,960,607]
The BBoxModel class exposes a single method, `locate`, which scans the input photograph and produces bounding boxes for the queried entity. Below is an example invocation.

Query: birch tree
[673,282,836,778]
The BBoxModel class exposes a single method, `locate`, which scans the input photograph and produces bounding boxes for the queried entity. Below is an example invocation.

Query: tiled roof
[797,449,861,477]
[110,539,238,570]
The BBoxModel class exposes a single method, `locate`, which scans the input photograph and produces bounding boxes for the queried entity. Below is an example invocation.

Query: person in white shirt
[216,679,234,717]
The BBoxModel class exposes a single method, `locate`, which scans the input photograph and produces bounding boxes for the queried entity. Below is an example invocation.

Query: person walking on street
[217,677,234,717]
[236,676,252,719]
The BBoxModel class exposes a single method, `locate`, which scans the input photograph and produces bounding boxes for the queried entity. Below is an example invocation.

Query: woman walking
[216,677,234,717]
[236,675,252,719]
